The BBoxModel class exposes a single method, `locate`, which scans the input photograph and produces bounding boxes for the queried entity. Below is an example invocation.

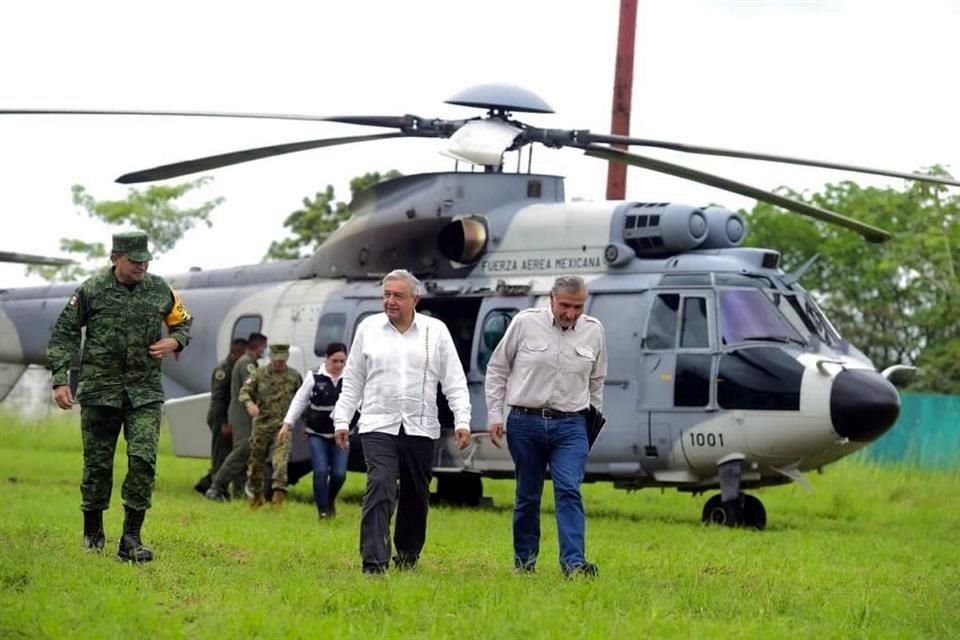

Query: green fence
[859,392,960,468]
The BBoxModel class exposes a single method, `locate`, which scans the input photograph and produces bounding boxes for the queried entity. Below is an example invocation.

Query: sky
[1,0,958,287]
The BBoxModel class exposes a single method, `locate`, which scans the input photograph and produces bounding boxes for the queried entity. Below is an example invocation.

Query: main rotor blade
[0,109,436,131]
[0,108,386,125]
[116,132,404,183]
[0,251,74,266]
[583,145,893,243]
[581,132,960,188]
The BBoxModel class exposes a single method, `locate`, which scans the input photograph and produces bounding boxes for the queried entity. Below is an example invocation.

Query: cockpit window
[718,289,804,347]
[645,293,680,349]
[717,347,803,410]
[680,297,709,348]
[768,291,842,346]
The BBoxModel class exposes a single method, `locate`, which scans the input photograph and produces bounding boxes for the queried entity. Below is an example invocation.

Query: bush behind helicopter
[1,84,954,529]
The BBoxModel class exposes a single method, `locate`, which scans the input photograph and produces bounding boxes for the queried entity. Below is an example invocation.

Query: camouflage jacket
[238,365,303,430]
[227,353,259,431]
[206,356,234,428]
[47,267,192,408]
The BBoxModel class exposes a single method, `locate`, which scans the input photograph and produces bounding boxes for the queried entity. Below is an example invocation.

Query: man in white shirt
[333,269,472,575]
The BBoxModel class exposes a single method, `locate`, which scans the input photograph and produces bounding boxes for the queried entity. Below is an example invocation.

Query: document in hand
[585,405,606,449]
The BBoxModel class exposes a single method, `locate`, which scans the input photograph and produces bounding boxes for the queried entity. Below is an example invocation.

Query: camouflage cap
[112,231,152,262]
[269,343,290,361]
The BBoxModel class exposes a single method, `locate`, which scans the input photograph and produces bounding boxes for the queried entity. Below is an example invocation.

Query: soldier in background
[47,231,192,563]
[193,337,247,495]
[239,343,303,507]
[205,332,267,502]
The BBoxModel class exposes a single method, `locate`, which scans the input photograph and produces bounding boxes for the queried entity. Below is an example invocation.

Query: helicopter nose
[830,369,900,442]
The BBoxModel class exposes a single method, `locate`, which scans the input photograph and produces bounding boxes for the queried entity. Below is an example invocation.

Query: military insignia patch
[164,289,192,325]
[68,294,79,307]
[246,363,257,373]
[214,369,226,381]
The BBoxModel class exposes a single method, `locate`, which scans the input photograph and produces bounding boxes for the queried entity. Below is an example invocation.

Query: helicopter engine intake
[621,203,707,257]
[437,216,488,265]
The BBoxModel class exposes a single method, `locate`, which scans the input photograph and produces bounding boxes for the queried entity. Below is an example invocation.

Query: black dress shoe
[562,562,598,578]
[362,563,387,575]
[393,554,418,571]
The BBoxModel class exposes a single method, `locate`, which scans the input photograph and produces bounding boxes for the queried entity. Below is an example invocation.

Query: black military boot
[83,510,105,552]
[117,507,153,563]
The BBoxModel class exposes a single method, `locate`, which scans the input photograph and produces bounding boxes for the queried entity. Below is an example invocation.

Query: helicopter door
[639,290,715,469]
[470,295,533,429]
[586,293,646,467]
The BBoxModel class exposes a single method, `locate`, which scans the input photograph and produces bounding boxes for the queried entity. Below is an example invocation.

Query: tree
[264,170,402,261]
[743,167,960,392]
[28,177,224,282]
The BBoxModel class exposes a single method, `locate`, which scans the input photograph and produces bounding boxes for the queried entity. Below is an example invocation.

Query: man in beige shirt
[485,275,607,577]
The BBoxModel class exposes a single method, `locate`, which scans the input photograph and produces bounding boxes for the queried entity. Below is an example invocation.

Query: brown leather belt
[510,406,587,419]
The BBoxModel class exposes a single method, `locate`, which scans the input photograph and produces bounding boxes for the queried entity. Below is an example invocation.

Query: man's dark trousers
[359,427,434,571]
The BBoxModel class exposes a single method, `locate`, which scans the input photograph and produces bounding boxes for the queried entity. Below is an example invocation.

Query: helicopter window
[232,315,262,342]
[718,289,804,346]
[659,274,711,286]
[645,293,680,349]
[625,215,638,229]
[314,313,347,357]
[717,347,803,410]
[527,181,542,198]
[768,293,821,342]
[478,309,518,373]
[649,215,660,227]
[675,354,711,407]
[803,295,843,344]
[680,298,709,348]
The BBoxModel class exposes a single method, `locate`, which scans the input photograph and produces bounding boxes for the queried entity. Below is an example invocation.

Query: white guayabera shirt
[332,312,471,439]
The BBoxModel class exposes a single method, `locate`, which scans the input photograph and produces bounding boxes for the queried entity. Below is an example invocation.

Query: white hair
[382,269,422,296]
[551,275,587,296]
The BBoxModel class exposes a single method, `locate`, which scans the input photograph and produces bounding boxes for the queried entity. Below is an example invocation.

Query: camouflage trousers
[80,401,162,512]
[247,422,291,493]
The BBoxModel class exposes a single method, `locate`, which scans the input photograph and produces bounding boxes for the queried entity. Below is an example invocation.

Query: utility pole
[605,0,638,200]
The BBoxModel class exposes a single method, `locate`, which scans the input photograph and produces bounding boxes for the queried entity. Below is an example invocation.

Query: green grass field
[1,411,958,639]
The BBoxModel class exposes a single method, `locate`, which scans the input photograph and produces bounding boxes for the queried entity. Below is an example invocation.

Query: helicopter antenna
[784,254,821,285]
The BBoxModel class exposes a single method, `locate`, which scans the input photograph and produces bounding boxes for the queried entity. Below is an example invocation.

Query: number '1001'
[690,432,724,447]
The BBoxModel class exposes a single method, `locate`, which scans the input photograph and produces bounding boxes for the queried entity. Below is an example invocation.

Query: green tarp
[861,392,960,468]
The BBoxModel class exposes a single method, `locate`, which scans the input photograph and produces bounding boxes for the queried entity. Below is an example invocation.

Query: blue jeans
[506,410,589,571]
[307,435,348,513]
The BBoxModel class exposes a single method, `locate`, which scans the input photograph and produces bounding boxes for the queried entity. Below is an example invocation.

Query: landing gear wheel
[701,494,739,526]
[742,494,767,530]
[701,493,766,530]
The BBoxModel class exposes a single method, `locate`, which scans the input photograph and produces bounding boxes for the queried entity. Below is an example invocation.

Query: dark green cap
[269,343,290,361]
[111,231,152,262]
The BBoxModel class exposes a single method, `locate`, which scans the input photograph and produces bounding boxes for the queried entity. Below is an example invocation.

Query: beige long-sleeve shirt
[484,307,607,425]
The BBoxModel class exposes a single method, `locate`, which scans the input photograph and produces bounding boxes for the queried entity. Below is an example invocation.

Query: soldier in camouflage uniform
[205,332,267,501]
[239,343,303,507]
[193,337,247,495]
[47,231,192,563]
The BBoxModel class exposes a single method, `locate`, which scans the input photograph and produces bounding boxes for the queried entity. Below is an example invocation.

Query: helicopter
[1,83,955,530]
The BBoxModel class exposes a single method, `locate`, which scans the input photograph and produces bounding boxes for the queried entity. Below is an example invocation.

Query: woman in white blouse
[279,342,349,519]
